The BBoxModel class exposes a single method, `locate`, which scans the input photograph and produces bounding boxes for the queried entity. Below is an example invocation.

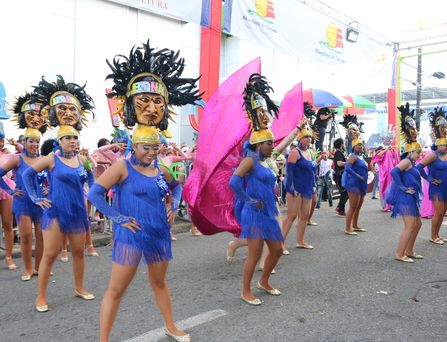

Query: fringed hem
[112,240,172,266]
[346,186,367,197]
[15,213,41,226]
[429,192,447,202]
[41,217,88,234]
[390,205,420,218]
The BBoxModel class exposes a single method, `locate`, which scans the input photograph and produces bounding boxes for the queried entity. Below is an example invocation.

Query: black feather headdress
[243,74,279,131]
[398,102,417,143]
[10,92,47,133]
[428,106,446,140]
[32,75,94,130]
[340,114,364,134]
[105,39,202,129]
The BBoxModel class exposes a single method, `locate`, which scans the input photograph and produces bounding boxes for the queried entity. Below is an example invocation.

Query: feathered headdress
[340,114,364,133]
[243,74,279,132]
[32,75,94,130]
[105,39,202,130]
[379,124,395,147]
[398,102,421,152]
[10,92,47,133]
[429,107,447,146]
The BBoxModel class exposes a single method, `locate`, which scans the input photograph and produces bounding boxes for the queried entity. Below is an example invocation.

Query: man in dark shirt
[333,137,348,216]
[314,107,332,151]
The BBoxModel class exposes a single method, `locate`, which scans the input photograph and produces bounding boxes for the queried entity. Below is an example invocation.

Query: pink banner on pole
[183,58,261,236]
[272,82,303,144]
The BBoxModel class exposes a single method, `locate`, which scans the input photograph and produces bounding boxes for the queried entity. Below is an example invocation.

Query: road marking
[124,309,228,342]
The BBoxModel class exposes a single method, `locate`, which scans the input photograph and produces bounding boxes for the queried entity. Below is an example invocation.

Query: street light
[346,21,359,43]
[432,71,445,79]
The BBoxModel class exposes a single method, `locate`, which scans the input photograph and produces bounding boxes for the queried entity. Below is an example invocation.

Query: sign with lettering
[106,0,203,24]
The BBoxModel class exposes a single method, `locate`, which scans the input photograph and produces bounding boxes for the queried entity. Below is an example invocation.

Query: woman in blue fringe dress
[417,107,447,245]
[0,94,48,280]
[282,123,317,249]
[89,41,200,342]
[23,76,96,312]
[230,127,284,306]
[343,138,368,235]
[386,105,423,262]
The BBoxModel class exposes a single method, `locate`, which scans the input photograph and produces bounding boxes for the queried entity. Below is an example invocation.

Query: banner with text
[224,0,393,80]
[106,0,203,24]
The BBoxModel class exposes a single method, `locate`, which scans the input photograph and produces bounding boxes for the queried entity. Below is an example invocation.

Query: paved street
[1,198,447,342]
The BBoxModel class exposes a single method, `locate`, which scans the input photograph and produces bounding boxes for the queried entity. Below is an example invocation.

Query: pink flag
[183,58,261,236]
[271,82,303,144]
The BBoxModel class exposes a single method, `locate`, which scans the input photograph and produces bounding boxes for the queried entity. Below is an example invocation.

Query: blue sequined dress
[428,151,447,201]
[12,156,46,224]
[42,155,89,234]
[344,154,368,196]
[285,149,317,199]
[234,158,283,241]
[386,166,422,218]
[112,160,172,265]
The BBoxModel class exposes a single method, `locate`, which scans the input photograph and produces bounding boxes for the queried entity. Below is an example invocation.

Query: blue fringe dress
[285,149,317,199]
[234,158,283,241]
[12,156,45,224]
[344,155,368,196]
[428,152,447,201]
[42,155,89,234]
[112,160,172,266]
[386,166,422,218]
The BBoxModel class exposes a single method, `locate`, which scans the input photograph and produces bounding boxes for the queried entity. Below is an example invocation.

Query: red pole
[388,88,397,145]
[190,0,222,131]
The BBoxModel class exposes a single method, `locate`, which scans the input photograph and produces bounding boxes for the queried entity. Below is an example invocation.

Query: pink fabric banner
[183,58,261,236]
[271,82,303,144]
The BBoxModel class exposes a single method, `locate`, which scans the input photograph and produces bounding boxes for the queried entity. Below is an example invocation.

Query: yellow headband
[249,129,274,145]
[24,128,41,140]
[21,100,42,113]
[50,91,81,110]
[127,72,169,103]
[297,129,312,140]
[132,125,160,144]
[405,142,422,153]
[436,138,447,146]
[351,138,363,148]
[58,125,80,139]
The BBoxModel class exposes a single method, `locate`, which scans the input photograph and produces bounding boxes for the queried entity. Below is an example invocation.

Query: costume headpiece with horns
[398,102,421,152]
[429,106,447,146]
[243,74,278,145]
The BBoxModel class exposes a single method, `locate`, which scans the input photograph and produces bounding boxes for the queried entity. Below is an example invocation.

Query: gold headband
[57,125,80,139]
[50,91,81,110]
[24,128,41,140]
[351,138,363,148]
[249,129,274,145]
[132,125,160,144]
[126,72,169,103]
[297,129,312,140]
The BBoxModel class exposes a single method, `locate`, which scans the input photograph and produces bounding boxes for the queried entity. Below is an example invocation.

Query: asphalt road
[1,198,447,342]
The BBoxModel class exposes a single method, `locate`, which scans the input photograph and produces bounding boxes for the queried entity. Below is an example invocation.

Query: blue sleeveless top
[344,154,368,196]
[428,151,447,201]
[234,157,283,241]
[386,165,422,218]
[42,155,89,234]
[112,160,172,266]
[285,149,317,199]
[12,155,45,223]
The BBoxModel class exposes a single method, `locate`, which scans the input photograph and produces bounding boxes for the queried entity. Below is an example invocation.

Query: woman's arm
[273,127,299,156]
[0,155,20,194]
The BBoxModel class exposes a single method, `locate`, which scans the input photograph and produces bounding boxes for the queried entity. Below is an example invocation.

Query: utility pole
[415,48,422,130]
